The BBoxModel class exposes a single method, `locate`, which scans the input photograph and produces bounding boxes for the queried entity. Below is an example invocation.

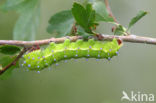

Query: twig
[104,0,130,35]
[0,35,156,46]
[0,47,27,75]
[101,34,156,45]
[104,0,118,23]
[71,22,77,35]
[0,36,82,47]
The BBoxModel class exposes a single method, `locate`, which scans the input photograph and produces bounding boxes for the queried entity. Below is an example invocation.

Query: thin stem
[101,34,156,45]
[0,35,156,46]
[0,47,27,75]
[0,36,83,47]
[104,0,118,23]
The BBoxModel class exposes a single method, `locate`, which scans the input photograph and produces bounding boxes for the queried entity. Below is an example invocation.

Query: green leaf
[1,0,25,11]
[0,45,21,55]
[2,0,40,41]
[114,25,127,35]
[86,3,96,27]
[47,10,74,37]
[0,56,18,80]
[0,65,2,71]
[128,10,147,30]
[92,1,114,23]
[77,26,93,39]
[72,2,97,33]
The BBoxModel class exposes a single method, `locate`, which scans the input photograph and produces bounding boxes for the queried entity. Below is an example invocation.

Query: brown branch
[0,36,82,47]
[101,34,156,45]
[104,0,118,23]
[0,47,27,75]
[0,35,156,46]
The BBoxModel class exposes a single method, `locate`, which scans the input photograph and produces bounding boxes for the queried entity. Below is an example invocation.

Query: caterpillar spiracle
[22,38,122,71]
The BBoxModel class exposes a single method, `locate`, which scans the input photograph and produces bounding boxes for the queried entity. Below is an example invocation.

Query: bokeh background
[0,0,156,103]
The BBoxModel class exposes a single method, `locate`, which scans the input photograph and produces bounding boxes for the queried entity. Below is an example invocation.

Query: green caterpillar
[22,39,122,71]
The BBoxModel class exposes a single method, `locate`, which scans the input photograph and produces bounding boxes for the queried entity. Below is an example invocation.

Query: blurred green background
[0,0,156,103]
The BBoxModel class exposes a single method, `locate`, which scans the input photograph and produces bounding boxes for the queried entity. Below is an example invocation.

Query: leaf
[0,45,21,55]
[0,65,2,70]
[114,25,127,35]
[47,10,74,37]
[1,0,25,11]
[2,0,40,41]
[0,56,18,80]
[72,2,97,33]
[76,26,93,39]
[128,10,147,30]
[92,1,114,23]
[86,3,96,27]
